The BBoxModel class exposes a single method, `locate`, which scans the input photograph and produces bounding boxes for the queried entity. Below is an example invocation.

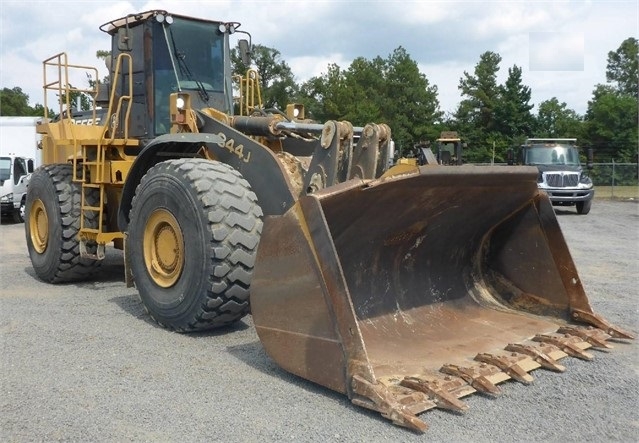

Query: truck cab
[0,155,35,222]
[513,138,594,214]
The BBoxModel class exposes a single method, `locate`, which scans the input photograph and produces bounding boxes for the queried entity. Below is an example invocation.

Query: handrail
[234,68,263,116]
[103,53,134,143]
[42,52,100,182]
[42,52,99,123]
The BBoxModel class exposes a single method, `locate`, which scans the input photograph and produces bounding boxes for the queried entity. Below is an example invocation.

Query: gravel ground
[1,199,637,442]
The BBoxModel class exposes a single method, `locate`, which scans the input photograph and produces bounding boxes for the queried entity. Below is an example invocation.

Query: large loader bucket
[250,165,633,432]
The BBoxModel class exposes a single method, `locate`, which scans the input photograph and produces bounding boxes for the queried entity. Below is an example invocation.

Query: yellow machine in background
[25,10,633,432]
[400,131,464,166]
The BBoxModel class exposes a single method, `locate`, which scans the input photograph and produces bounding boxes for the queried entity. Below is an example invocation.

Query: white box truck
[0,116,42,222]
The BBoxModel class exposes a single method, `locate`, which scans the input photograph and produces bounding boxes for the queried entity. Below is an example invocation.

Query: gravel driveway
[1,200,637,442]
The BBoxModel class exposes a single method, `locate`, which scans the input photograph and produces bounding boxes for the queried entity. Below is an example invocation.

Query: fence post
[612,159,615,198]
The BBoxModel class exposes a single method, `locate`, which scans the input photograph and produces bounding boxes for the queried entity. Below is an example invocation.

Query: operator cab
[100,10,246,139]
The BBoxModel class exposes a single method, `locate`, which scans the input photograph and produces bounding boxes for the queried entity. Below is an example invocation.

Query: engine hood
[533,164,583,174]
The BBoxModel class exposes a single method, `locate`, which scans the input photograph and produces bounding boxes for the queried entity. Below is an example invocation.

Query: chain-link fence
[466,161,638,198]
[589,162,638,186]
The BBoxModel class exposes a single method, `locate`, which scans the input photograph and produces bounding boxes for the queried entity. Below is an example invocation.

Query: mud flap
[250,165,633,432]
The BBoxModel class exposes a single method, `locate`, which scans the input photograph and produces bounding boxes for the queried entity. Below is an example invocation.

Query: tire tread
[130,159,262,331]
[26,164,101,283]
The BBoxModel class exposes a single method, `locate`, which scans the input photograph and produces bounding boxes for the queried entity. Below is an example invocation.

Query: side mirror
[586,147,594,170]
[238,39,251,66]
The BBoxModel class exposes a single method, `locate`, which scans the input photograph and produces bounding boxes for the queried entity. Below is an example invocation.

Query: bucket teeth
[348,320,631,434]
[400,376,469,413]
[440,364,501,395]
[505,343,566,372]
[474,352,535,384]
[351,374,429,433]
[571,309,636,339]
[557,326,613,349]
[533,333,593,360]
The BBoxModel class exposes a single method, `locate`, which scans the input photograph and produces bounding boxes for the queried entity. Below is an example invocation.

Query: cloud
[288,53,351,82]
[529,32,585,71]
[1,0,635,117]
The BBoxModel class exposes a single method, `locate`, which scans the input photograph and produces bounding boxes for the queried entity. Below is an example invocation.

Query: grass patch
[594,186,639,200]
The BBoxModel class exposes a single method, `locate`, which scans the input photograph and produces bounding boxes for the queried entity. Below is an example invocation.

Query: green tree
[299,63,349,121]
[300,56,387,124]
[584,85,638,163]
[457,52,502,130]
[378,47,442,153]
[231,44,298,109]
[300,47,441,154]
[341,56,386,124]
[606,37,638,97]
[455,51,502,162]
[535,98,583,138]
[583,37,638,164]
[496,65,534,141]
[0,87,43,116]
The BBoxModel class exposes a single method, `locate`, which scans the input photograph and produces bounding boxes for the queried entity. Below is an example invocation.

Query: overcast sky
[1,0,636,116]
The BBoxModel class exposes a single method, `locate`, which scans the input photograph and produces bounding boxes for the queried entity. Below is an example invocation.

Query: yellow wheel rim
[143,209,185,288]
[30,199,49,254]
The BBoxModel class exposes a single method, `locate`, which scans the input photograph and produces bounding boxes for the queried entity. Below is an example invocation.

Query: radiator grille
[545,173,579,187]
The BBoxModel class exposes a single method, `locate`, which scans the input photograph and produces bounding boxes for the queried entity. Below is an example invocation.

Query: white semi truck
[0,116,41,222]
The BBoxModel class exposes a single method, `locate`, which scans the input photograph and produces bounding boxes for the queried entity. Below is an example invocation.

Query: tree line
[232,37,637,165]
[3,37,636,165]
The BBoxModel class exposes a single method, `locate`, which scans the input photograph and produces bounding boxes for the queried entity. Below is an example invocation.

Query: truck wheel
[12,199,25,223]
[128,159,263,332]
[576,199,592,215]
[24,164,101,283]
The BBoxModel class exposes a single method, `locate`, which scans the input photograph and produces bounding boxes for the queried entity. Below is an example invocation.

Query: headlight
[175,97,186,110]
[579,175,592,185]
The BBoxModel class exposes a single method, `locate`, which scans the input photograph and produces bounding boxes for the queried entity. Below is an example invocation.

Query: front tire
[24,164,101,282]
[576,199,592,215]
[128,159,263,332]
[12,202,24,223]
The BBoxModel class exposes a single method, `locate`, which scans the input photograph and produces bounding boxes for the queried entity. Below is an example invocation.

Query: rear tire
[128,159,263,332]
[576,199,592,215]
[24,164,101,282]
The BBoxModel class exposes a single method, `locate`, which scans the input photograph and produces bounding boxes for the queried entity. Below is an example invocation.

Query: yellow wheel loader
[25,10,633,433]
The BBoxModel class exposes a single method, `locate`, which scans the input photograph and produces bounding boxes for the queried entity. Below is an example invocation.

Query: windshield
[524,146,581,166]
[0,157,10,181]
[153,17,225,134]
[156,17,224,94]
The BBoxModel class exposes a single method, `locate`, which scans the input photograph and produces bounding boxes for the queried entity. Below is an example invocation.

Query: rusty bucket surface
[250,165,633,432]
